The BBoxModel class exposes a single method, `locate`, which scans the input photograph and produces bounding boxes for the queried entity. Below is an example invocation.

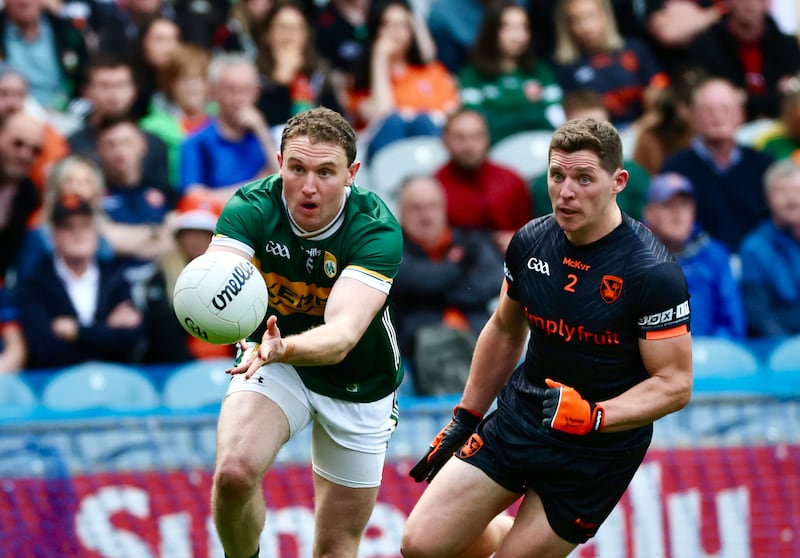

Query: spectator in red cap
[140,190,234,363]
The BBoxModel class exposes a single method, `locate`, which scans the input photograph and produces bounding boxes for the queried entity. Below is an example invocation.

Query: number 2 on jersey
[564,273,578,293]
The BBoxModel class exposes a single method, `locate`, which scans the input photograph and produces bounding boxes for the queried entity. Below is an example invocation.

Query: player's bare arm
[264,276,387,365]
[206,244,251,260]
[229,275,388,377]
[598,333,693,433]
[460,280,529,415]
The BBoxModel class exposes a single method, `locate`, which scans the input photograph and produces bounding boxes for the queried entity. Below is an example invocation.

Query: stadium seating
[368,136,448,215]
[767,335,800,372]
[162,358,231,410]
[0,374,38,418]
[765,335,800,396]
[691,337,762,395]
[41,362,160,411]
[488,130,553,180]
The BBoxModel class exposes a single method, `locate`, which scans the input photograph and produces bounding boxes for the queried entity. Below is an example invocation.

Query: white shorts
[226,362,398,488]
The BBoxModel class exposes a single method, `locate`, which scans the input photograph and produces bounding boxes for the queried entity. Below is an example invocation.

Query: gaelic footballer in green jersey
[212,174,403,402]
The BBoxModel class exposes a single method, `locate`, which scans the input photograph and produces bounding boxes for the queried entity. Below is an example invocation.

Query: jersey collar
[283,186,350,240]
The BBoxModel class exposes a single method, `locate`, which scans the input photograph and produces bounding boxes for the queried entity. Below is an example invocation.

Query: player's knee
[401,524,444,558]
[213,455,262,500]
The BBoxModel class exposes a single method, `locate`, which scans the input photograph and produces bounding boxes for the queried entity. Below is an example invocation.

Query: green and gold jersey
[212,174,404,402]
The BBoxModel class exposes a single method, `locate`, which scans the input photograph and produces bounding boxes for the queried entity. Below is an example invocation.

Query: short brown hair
[549,118,623,174]
[281,107,357,166]
[158,43,211,102]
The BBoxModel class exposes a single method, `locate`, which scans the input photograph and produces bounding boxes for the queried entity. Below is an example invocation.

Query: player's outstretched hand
[542,378,604,435]
[409,406,483,483]
[226,341,260,376]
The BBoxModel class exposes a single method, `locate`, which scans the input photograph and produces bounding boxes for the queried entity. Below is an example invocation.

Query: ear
[347,161,361,186]
[612,168,629,194]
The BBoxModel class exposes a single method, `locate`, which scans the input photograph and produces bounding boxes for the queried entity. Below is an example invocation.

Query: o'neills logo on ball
[212,261,256,310]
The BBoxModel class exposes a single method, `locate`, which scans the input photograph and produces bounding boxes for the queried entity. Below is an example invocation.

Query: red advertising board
[1,445,798,557]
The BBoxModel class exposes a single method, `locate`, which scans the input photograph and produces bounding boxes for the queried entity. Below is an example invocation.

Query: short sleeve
[340,217,403,294]
[636,261,691,339]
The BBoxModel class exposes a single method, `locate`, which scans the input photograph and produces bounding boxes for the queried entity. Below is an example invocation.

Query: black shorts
[456,404,650,544]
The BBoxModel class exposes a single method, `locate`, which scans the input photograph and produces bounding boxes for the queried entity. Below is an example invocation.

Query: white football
[173,251,269,345]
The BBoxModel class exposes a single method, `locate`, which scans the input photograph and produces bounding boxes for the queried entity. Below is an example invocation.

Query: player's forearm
[280,323,362,366]
[460,319,526,414]
[599,370,692,433]
[367,58,395,119]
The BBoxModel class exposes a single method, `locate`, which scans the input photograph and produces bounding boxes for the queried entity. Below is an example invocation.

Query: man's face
[728,0,769,26]
[0,113,44,180]
[547,148,626,244]
[86,66,137,118]
[4,0,42,26]
[644,195,696,249]
[213,64,260,124]
[443,112,489,170]
[767,173,800,232]
[278,136,357,232]
[691,82,745,143]
[399,178,447,245]
[53,214,99,262]
[96,122,146,185]
[0,74,27,121]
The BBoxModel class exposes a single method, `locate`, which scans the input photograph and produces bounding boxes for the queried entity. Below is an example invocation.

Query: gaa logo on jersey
[323,251,338,278]
[265,240,290,259]
[527,257,550,276]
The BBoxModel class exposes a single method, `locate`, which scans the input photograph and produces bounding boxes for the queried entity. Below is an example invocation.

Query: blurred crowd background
[0,0,798,396]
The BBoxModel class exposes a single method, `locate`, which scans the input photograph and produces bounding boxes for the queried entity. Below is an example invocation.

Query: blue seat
[41,362,160,411]
[691,337,762,395]
[368,136,448,214]
[692,337,759,377]
[0,374,38,418]
[766,335,800,396]
[162,358,231,410]
[767,335,800,373]
[0,374,37,405]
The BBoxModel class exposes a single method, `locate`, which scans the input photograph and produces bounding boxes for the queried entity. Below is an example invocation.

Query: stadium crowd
[0,0,798,395]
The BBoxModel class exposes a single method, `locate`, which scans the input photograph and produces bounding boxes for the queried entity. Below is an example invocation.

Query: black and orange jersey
[505,213,690,409]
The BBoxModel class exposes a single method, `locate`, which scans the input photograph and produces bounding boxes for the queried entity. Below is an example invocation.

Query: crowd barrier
[1,399,798,557]
[1,352,799,558]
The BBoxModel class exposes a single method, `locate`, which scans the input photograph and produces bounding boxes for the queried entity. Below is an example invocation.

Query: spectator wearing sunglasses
[0,63,69,212]
[0,110,44,282]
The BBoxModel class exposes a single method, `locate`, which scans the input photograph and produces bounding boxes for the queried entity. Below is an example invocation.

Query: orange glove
[542,378,605,435]
[409,405,483,483]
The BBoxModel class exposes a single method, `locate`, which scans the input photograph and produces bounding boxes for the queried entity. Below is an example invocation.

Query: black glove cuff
[454,406,483,430]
